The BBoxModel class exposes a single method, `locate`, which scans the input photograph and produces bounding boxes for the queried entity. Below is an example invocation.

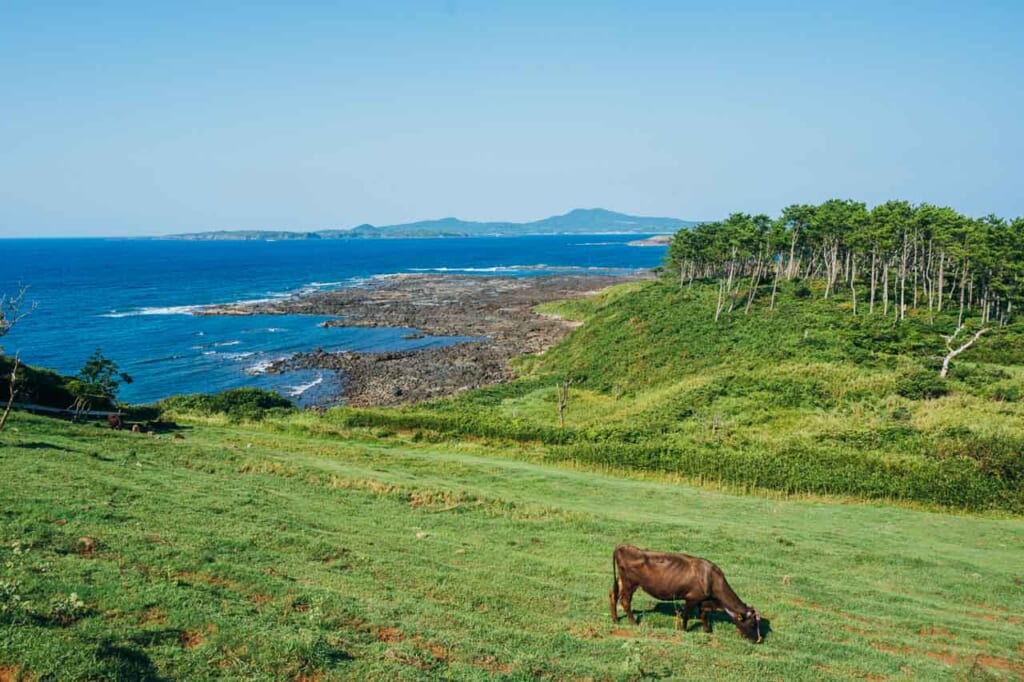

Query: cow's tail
[609,548,620,623]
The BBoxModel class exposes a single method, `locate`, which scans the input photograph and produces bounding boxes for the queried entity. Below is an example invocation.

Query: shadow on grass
[13,441,84,453]
[95,640,166,682]
[639,602,773,642]
[128,629,186,647]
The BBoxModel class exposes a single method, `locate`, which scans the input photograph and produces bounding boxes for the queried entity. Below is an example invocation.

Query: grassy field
[2,413,1022,680]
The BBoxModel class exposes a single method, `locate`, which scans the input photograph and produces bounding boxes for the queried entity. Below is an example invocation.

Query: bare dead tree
[557,377,572,428]
[0,287,36,343]
[0,287,35,433]
[939,325,990,378]
[0,354,20,433]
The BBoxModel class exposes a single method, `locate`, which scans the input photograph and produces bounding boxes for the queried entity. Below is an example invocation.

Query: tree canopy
[666,199,1024,327]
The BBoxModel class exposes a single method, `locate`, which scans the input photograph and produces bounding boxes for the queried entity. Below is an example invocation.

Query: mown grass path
[1,415,1022,680]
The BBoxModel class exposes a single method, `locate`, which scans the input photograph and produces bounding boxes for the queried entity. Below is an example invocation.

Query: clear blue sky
[1,1,1021,236]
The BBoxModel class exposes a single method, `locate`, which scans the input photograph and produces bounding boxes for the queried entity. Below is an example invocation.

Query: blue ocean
[0,236,666,406]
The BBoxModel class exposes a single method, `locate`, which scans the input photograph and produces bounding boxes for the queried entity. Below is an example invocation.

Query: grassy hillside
[1,413,1022,680]
[339,278,1024,512]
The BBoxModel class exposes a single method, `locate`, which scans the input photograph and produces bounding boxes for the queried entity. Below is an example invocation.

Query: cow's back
[614,545,715,602]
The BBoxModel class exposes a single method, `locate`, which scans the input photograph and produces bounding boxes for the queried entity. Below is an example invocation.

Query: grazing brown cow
[107,414,123,430]
[610,544,763,643]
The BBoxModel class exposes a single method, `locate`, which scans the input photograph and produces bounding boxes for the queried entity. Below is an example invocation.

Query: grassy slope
[356,279,1024,511]
[2,414,1023,680]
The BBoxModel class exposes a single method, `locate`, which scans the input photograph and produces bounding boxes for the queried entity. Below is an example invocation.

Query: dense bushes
[328,407,578,445]
[0,358,79,410]
[159,388,294,421]
[544,442,1022,513]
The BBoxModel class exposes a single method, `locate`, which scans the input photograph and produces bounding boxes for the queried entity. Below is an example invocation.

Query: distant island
[159,208,698,240]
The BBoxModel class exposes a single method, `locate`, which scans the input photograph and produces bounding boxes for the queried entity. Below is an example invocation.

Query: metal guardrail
[11,402,121,418]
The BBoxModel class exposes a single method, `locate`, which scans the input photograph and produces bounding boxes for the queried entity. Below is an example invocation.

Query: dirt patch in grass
[871,642,958,667]
[75,536,98,556]
[138,607,167,625]
[179,624,216,650]
[412,636,452,662]
[250,593,272,606]
[472,655,512,674]
[179,630,205,649]
[174,570,238,590]
[374,627,406,643]
[923,650,958,666]
[975,655,1024,675]
[569,624,602,640]
[0,666,35,682]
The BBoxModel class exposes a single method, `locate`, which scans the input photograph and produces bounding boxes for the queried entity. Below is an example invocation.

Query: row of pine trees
[665,199,1024,326]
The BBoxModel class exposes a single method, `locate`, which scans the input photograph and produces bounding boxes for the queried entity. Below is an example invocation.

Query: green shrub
[160,388,294,422]
[896,368,949,400]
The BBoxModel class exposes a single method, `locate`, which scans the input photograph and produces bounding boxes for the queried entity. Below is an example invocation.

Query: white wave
[305,277,374,290]
[223,351,256,360]
[284,375,323,397]
[266,327,286,333]
[407,265,555,273]
[214,340,240,347]
[100,304,198,318]
[404,264,635,275]
[244,357,285,375]
[98,292,298,318]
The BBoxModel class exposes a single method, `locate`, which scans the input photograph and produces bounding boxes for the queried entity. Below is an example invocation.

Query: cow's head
[734,607,763,643]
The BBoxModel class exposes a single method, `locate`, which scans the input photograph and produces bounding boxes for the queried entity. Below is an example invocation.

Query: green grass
[2,413,1023,680]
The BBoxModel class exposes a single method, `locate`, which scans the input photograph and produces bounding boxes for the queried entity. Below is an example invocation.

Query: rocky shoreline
[198,272,652,406]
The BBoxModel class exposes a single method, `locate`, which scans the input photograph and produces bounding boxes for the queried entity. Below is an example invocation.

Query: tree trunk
[899,236,908,321]
[786,230,799,279]
[883,262,890,317]
[850,256,857,315]
[869,249,877,315]
[744,260,763,314]
[0,355,20,433]
[936,251,945,313]
[958,264,968,327]
[715,278,726,322]
[769,257,781,310]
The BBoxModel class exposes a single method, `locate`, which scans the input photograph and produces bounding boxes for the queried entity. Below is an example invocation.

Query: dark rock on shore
[200,272,652,406]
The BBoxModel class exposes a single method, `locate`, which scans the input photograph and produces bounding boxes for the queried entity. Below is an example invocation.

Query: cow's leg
[682,600,698,631]
[620,583,639,626]
[700,602,713,633]
[673,602,682,630]
[609,583,619,623]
